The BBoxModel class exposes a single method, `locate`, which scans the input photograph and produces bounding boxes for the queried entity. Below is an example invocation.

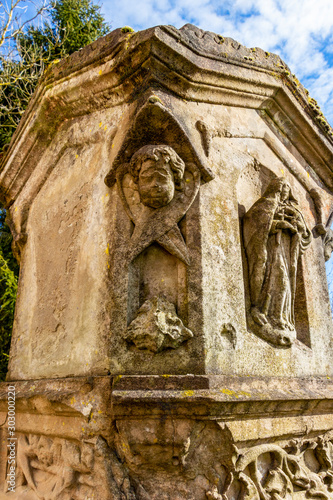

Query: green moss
[121,26,134,33]
[148,95,163,104]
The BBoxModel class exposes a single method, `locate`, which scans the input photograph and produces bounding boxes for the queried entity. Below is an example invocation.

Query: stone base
[1,376,333,499]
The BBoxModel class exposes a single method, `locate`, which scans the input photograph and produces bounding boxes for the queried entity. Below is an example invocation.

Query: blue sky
[100,0,333,127]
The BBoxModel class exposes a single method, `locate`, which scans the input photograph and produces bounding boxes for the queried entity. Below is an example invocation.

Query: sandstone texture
[1,23,333,499]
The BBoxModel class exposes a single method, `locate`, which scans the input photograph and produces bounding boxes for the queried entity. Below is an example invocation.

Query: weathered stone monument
[1,23,333,499]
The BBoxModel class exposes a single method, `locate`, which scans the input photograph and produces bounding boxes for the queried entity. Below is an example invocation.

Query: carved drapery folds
[243,178,312,348]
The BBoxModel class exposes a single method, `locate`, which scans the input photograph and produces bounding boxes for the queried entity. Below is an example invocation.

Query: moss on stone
[121,26,135,33]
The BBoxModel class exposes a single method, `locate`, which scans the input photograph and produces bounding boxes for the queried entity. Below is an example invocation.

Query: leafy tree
[0,0,48,51]
[1,0,110,152]
[0,0,110,379]
[0,208,18,380]
[20,0,110,60]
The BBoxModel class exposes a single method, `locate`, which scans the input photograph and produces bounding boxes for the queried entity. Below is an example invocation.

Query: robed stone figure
[243,178,312,347]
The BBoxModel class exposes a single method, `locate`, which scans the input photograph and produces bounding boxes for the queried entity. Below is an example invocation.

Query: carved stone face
[280,183,291,202]
[138,156,175,208]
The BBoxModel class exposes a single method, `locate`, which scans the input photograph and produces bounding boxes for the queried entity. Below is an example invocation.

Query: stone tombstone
[0,24,333,500]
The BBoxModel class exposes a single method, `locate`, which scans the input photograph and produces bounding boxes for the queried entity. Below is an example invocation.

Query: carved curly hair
[130,145,185,189]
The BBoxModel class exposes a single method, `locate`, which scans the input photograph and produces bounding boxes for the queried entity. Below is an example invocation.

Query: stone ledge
[1,375,332,419]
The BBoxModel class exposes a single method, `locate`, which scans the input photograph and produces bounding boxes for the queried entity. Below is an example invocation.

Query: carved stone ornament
[204,435,332,500]
[125,296,193,352]
[221,434,333,500]
[104,97,214,267]
[117,144,200,265]
[6,434,96,499]
[243,178,312,347]
[3,433,135,500]
[114,144,199,352]
[103,97,214,357]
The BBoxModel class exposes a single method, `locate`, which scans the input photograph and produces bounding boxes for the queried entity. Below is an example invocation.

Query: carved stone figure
[11,434,93,499]
[4,433,133,500]
[118,144,200,266]
[130,144,185,208]
[243,178,312,347]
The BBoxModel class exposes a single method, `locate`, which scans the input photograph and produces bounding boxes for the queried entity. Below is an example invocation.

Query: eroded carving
[110,416,333,499]
[4,433,134,499]
[220,323,237,349]
[243,178,312,347]
[324,228,333,262]
[125,296,193,352]
[228,435,333,500]
[196,120,211,157]
[115,144,200,351]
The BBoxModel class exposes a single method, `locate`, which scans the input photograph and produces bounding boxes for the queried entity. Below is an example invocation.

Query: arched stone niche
[104,97,214,364]
[237,161,312,349]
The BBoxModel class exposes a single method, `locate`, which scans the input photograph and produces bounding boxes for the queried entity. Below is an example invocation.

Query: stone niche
[1,24,333,499]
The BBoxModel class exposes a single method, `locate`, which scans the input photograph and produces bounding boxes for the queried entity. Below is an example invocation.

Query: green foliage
[0,0,110,151]
[0,45,45,151]
[0,208,18,380]
[19,0,110,61]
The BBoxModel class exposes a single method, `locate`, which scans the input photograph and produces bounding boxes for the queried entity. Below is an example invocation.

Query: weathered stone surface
[125,296,193,352]
[1,376,333,499]
[1,22,333,499]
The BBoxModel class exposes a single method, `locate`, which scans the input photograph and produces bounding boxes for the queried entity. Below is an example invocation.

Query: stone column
[1,24,333,499]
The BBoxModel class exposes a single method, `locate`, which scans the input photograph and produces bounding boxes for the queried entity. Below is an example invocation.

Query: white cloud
[102,0,333,124]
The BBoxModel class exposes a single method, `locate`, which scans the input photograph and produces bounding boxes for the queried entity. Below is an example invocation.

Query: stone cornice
[1,375,332,442]
[111,375,333,419]
[1,24,333,206]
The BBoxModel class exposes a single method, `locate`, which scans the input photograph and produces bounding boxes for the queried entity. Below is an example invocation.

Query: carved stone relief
[221,434,333,500]
[102,98,214,359]
[3,433,134,500]
[112,417,333,500]
[115,144,200,351]
[118,144,200,266]
[243,178,312,347]
[324,228,333,262]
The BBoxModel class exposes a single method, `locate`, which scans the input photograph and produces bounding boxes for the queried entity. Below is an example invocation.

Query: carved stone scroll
[243,178,312,347]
